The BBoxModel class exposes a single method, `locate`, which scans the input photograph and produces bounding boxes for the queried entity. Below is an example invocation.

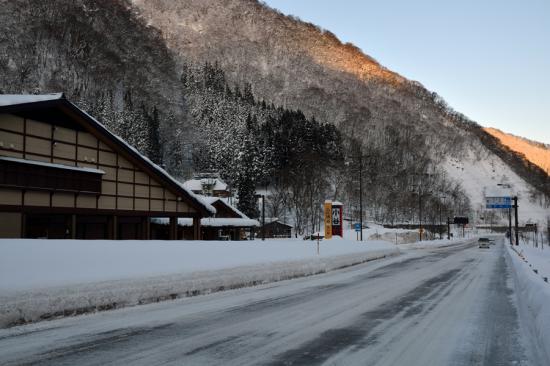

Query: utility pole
[419,192,423,241]
[513,196,518,246]
[359,154,363,241]
[508,207,514,245]
[261,194,266,241]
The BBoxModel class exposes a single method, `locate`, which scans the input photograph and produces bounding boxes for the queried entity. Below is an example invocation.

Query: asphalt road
[0,239,543,365]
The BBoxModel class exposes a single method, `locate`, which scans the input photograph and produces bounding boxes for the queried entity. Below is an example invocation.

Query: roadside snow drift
[506,245,550,363]
[0,239,398,328]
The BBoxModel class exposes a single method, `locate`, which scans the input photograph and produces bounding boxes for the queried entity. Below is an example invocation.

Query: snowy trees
[181,63,344,227]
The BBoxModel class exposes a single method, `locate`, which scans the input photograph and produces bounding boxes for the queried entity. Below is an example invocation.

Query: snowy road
[0,239,543,365]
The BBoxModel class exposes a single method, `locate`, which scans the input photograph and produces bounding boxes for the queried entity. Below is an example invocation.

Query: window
[0,159,102,194]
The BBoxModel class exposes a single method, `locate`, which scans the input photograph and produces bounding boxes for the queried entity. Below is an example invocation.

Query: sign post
[354,223,361,241]
[485,195,515,245]
[324,201,332,240]
[331,201,343,237]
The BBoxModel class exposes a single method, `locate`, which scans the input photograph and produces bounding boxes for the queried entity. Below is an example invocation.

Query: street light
[438,194,447,240]
[411,173,432,242]
[254,193,266,241]
[345,153,369,241]
[497,183,513,246]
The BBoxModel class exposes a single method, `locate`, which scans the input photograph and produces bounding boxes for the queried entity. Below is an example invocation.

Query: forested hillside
[1,0,547,231]
[485,128,550,174]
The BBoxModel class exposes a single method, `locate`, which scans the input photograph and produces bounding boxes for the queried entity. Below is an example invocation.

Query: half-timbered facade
[0,94,215,239]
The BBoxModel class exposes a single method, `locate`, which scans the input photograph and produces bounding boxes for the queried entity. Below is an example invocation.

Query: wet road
[0,239,542,365]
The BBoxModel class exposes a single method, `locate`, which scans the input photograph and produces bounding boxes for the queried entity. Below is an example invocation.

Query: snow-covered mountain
[129,0,549,225]
[1,0,547,225]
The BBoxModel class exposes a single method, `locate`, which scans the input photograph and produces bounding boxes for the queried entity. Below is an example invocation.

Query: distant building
[258,218,293,238]
[151,196,259,240]
[0,94,215,239]
[183,173,231,197]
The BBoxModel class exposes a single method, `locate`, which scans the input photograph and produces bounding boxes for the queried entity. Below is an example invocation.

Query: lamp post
[411,173,431,242]
[254,193,266,241]
[438,195,446,240]
[497,183,513,246]
[345,153,369,241]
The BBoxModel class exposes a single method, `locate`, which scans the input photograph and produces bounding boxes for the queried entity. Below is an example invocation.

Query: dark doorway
[25,214,70,239]
[77,216,108,239]
[118,216,143,240]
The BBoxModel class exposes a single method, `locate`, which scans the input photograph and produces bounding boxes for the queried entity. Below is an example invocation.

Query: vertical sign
[331,202,343,237]
[324,201,332,240]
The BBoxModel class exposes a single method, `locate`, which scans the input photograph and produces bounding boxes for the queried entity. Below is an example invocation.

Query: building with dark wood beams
[0,94,215,239]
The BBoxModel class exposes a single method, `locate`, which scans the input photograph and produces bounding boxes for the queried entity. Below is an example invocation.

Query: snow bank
[506,245,550,363]
[399,237,477,250]
[0,239,398,328]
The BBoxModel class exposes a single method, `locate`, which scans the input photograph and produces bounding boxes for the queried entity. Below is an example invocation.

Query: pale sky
[263,0,550,144]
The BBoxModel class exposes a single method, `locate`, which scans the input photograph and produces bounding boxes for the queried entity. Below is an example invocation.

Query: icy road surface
[0,239,543,365]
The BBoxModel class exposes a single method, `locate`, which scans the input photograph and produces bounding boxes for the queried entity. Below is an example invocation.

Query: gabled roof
[0,93,215,216]
[197,195,249,219]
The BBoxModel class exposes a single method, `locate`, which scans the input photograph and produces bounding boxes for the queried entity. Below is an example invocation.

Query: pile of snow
[0,238,398,328]
[506,244,550,362]
[341,222,418,243]
[399,237,477,250]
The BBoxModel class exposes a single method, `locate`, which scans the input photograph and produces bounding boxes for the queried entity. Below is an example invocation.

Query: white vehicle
[478,238,490,249]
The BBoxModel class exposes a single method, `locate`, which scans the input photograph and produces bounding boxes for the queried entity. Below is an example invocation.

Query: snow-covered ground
[0,238,400,328]
[0,238,395,292]
[0,229,479,328]
[506,242,550,362]
[0,238,542,365]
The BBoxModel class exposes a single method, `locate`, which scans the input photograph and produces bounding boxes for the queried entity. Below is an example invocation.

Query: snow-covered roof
[183,178,228,192]
[262,218,293,227]
[195,195,250,219]
[151,217,260,228]
[0,93,64,107]
[0,156,105,174]
[0,94,216,216]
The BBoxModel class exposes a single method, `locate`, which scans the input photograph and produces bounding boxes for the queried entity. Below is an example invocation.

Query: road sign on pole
[486,196,512,209]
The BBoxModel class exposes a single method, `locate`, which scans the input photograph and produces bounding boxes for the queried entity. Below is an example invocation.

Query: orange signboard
[324,201,332,239]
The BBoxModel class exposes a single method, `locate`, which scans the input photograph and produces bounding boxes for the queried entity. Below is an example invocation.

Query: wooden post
[142,217,150,240]
[109,216,118,240]
[21,212,26,238]
[71,214,76,239]
[169,217,177,240]
[193,216,201,240]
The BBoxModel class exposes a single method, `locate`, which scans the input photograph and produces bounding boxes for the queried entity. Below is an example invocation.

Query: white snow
[198,195,251,219]
[443,146,549,226]
[0,238,399,327]
[506,243,550,362]
[0,93,64,107]
[0,156,105,174]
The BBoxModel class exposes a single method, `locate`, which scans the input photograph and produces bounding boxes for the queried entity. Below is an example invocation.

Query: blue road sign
[486,196,512,209]
[354,223,361,232]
